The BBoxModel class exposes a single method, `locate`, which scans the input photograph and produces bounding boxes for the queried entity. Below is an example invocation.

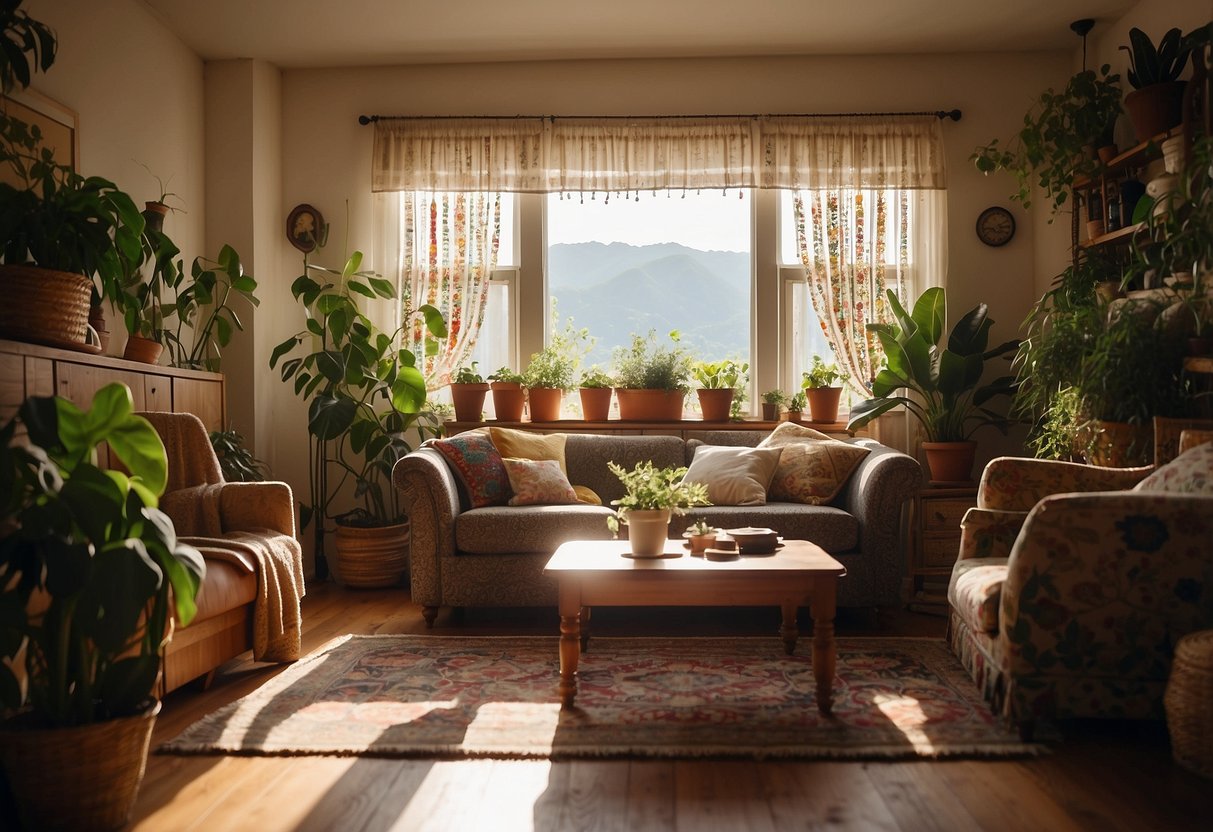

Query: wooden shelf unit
[1071,128,1177,255]
[906,484,977,614]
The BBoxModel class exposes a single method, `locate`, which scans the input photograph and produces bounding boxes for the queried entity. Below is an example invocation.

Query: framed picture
[1,89,78,188]
[286,203,325,253]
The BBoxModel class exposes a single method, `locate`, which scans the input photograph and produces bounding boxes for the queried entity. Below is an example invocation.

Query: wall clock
[976,206,1015,247]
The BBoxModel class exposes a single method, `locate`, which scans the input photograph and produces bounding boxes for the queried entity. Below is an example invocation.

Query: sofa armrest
[393,447,462,607]
[218,482,297,538]
[977,456,1151,511]
[1000,492,1213,684]
[958,507,1027,561]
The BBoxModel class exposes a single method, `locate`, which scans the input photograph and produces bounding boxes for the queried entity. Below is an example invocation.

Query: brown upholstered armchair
[140,412,305,693]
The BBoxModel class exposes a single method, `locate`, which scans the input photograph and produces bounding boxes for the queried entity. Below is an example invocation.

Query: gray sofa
[393,430,922,625]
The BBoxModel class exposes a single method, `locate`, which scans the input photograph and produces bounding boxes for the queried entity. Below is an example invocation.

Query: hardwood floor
[125,582,1211,832]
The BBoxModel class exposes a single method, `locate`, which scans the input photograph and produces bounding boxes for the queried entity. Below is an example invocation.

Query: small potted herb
[450,362,489,422]
[691,358,748,422]
[785,391,807,421]
[760,389,787,421]
[682,518,719,556]
[523,315,593,422]
[578,366,615,421]
[801,355,849,423]
[488,366,526,422]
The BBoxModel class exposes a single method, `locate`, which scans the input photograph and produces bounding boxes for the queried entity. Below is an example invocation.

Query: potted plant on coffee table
[488,366,526,422]
[846,287,1019,483]
[605,460,710,557]
[612,330,693,421]
[449,362,489,422]
[270,248,446,585]
[578,366,615,421]
[801,354,849,423]
[691,358,748,422]
[0,382,205,831]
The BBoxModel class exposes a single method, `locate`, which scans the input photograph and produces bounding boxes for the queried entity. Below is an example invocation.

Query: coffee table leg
[558,586,581,708]
[810,578,837,715]
[780,602,798,655]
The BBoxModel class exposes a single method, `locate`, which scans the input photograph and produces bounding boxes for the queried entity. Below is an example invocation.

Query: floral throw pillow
[1134,443,1213,495]
[426,433,511,509]
[502,458,579,506]
[759,425,870,505]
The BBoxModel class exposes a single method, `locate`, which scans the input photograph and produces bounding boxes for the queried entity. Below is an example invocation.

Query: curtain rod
[357,109,962,125]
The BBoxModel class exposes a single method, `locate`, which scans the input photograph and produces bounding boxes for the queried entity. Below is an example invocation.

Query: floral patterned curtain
[394,192,502,389]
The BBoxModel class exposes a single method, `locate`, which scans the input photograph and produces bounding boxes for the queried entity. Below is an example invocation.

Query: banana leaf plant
[846,288,1019,442]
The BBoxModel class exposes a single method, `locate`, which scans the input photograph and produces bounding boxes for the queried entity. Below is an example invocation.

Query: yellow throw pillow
[759,426,870,505]
[683,445,783,506]
[488,426,567,474]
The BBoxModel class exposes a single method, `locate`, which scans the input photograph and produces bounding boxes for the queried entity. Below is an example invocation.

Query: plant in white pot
[0,382,205,831]
[846,287,1019,483]
[270,248,446,585]
[605,460,709,557]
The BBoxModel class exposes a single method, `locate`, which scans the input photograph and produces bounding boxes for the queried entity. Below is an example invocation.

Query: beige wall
[24,0,206,353]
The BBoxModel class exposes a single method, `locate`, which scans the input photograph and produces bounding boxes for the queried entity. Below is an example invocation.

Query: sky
[545,189,751,252]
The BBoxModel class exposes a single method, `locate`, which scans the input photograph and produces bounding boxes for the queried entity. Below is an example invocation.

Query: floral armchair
[947,444,1213,736]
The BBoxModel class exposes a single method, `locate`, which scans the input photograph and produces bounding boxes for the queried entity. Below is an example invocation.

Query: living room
[3,0,1213,829]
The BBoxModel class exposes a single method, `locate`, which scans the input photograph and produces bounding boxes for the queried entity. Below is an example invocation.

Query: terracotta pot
[785,410,803,422]
[334,520,409,589]
[0,699,160,832]
[761,402,781,421]
[579,386,613,421]
[1086,219,1106,241]
[622,509,671,556]
[805,387,843,423]
[696,388,734,422]
[449,382,489,422]
[1124,81,1186,142]
[1086,420,1153,467]
[490,381,526,421]
[922,440,977,483]
[1097,144,1119,165]
[615,388,685,421]
[527,386,563,422]
[123,334,164,365]
[685,530,717,556]
[0,264,92,349]
[142,201,170,232]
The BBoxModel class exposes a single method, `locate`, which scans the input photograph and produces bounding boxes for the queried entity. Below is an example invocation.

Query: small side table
[906,484,978,614]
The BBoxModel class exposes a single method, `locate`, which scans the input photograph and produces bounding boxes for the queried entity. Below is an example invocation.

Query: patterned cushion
[958,507,1028,560]
[758,423,870,505]
[426,433,510,509]
[503,458,579,506]
[1134,443,1213,495]
[948,557,1008,635]
[683,445,783,506]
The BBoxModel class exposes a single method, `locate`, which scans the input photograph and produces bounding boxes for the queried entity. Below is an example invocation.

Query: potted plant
[488,366,526,422]
[691,358,748,422]
[270,248,446,585]
[522,314,592,422]
[800,354,849,423]
[971,65,1122,217]
[209,426,268,482]
[760,389,787,421]
[0,382,205,830]
[449,362,489,422]
[785,391,807,421]
[682,518,718,556]
[847,287,1019,483]
[578,366,615,421]
[1119,26,1197,141]
[612,330,693,421]
[605,460,710,557]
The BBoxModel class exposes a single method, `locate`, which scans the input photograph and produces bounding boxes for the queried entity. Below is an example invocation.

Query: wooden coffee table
[542,538,846,712]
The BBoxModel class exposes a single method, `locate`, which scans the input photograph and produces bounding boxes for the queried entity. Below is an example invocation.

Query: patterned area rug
[160,635,1044,760]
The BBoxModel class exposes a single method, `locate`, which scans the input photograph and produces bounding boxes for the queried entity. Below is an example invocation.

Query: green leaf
[947,304,992,356]
[419,304,447,338]
[368,276,396,299]
[846,396,906,430]
[309,395,357,440]
[391,365,428,414]
[909,287,945,346]
[271,336,300,370]
[105,414,168,496]
[348,281,375,299]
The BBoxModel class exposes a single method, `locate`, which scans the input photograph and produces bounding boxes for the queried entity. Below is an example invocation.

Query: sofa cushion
[948,557,1008,635]
[1134,443,1213,496]
[676,503,858,553]
[426,432,511,509]
[456,505,618,554]
[503,458,579,506]
[489,426,568,473]
[758,424,870,505]
[683,445,783,506]
[565,434,687,505]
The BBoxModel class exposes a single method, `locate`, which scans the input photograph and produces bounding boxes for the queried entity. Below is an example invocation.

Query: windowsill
[444,418,856,434]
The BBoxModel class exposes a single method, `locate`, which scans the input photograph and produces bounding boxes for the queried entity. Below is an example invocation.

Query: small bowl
[725,527,779,553]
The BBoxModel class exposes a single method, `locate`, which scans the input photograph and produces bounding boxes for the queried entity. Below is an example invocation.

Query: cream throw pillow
[759,423,870,505]
[683,445,784,506]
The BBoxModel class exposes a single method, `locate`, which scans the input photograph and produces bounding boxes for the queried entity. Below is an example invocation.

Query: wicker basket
[0,700,160,831]
[0,263,93,348]
[1166,629,1213,779]
[334,521,410,588]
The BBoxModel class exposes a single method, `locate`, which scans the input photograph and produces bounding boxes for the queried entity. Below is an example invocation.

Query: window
[545,190,752,370]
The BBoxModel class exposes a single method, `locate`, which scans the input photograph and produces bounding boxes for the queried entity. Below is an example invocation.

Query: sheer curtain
[375,191,502,389]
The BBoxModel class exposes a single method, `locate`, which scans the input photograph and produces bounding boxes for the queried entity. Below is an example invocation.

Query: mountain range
[547,241,750,368]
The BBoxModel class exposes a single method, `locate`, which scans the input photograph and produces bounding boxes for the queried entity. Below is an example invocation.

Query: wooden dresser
[907,485,978,613]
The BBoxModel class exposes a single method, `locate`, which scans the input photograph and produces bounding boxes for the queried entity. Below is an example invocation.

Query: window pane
[546,190,752,371]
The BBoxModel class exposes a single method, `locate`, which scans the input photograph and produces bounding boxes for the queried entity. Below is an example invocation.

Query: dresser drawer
[921,532,961,568]
[921,498,971,532]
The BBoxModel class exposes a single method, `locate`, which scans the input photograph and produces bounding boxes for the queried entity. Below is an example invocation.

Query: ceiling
[140,0,1135,68]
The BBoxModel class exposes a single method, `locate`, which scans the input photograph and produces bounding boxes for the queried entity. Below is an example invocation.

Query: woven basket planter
[0,264,92,349]
[1166,629,1213,779]
[335,521,409,588]
[0,700,160,831]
